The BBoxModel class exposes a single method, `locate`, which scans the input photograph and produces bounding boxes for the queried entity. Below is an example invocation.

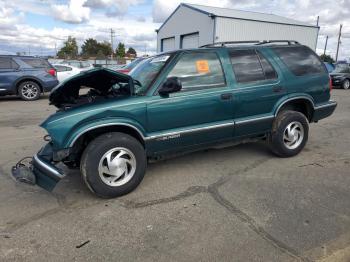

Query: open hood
[49,68,134,108]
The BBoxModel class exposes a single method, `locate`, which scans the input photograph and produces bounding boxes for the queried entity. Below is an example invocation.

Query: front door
[146,51,235,153]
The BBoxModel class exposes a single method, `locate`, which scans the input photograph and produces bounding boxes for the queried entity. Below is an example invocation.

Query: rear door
[0,57,20,93]
[146,51,235,153]
[229,49,285,137]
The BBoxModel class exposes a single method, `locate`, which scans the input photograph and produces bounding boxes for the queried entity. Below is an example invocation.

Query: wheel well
[68,125,145,163]
[278,99,314,121]
[16,78,43,94]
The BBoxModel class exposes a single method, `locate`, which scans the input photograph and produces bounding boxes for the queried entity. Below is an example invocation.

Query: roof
[158,3,318,31]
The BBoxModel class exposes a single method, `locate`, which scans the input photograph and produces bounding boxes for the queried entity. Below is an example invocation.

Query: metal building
[156,3,319,52]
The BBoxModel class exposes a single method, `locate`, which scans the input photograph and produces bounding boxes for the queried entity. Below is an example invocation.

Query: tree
[320,54,335,64]
[96,50,105,60]
[116,42,126,58]
[126,47,137,57]
[81,38,99,57]
[98,41,112,57]
[57,36,78,59]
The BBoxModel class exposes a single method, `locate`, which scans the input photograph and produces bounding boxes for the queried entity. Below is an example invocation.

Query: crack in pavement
[1,157,310,261]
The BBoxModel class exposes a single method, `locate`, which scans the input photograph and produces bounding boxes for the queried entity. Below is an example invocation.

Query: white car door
[55,65,81,82]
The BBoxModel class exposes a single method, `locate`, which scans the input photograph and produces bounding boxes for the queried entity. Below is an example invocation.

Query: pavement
[0,90,349,262]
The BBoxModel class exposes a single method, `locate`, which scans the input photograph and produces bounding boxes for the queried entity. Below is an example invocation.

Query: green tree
[96,50,105,60]
[81,38,99,57]
[98,41,113,57]
[116,42,126,58]
[57,36,78,59]
[126,47,137,57]
[320,54,335,64]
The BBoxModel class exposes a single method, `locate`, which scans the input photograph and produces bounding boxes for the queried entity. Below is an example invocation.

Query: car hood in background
[49,68,134,107]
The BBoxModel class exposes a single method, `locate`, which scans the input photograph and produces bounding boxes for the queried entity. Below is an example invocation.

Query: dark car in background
[0,56,58,101]
[330,63,350,90]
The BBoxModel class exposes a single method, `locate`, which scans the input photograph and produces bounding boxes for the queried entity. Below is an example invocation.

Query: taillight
[329,75,333,92]
[47,68,56,77]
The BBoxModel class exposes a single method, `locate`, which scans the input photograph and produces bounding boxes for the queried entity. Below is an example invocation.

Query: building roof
[182,3,317,28]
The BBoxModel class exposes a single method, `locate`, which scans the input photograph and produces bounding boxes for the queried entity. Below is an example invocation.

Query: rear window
[273,46,326,76]
[21,58,51,68]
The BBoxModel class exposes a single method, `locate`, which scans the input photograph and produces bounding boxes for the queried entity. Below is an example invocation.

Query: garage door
[181,33,199,49]
[161,37,175,52]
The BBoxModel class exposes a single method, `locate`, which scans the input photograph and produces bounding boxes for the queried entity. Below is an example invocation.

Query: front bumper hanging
[11,143,65,191]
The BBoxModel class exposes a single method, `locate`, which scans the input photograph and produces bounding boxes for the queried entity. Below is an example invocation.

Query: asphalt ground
[0,90,349,262]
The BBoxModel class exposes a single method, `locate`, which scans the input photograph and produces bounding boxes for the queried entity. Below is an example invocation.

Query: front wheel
[269,110,309,157]
[342,79,350,90]
[80,132,146,198]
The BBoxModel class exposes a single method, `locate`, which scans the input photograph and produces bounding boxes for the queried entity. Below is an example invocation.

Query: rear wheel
[342,79,350,90]
[18,81,41,101]
[80,132,146,198]
[269,110,309,157]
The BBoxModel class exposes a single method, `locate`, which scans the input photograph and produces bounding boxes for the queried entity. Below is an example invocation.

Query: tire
[80,132,146,198]
[342,79,350,90]
[269,110,309,157]
[18,81,41,101]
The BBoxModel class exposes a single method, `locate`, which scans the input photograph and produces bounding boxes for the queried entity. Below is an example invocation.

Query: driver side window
[167,52,226,92]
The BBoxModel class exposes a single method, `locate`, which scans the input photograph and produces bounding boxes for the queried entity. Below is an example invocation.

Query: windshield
[130,54,171,95]
[333,64,350,73]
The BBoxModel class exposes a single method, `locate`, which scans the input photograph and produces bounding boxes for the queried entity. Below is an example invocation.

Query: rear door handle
[272,86,284,93]
[221,93,233,100]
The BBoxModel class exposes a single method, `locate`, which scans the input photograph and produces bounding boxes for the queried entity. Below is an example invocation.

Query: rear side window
[273,46,326,76]
[167,52,226,92]
[230,49,277,83]
[0,57,18,69]
[21,58,50,68]
[55,65,72,72]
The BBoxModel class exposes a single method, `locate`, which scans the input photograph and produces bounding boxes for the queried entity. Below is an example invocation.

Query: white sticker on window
[151,55,170,63]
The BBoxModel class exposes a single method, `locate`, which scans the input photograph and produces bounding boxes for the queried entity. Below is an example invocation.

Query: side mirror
[159,77,182,96]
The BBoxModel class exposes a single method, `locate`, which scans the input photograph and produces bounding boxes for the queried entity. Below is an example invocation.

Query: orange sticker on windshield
[196,60,210,73]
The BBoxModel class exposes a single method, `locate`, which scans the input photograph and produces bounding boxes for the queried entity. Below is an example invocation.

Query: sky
[0,0,349,59]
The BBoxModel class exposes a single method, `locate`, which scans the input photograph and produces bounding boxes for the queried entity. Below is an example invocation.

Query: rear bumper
[312,100,337,122]
[42,80,59,92]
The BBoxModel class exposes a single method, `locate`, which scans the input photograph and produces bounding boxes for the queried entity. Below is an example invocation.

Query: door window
[167,52,226,92]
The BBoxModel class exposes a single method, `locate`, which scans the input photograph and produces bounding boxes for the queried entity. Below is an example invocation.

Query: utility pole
[336,24,342,62]
[323,35,328,55]
[110,28,115,60]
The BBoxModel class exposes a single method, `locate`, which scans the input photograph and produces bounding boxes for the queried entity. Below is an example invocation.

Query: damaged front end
[12,143,65,191]
[12,68,136,191]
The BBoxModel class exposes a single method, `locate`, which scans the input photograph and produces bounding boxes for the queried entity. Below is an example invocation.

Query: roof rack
[200,40,300,48]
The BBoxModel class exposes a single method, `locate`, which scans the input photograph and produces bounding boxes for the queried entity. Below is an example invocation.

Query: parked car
[53,64,82,82]
[330,63,350,89]
[323,62,335,73]
[0,55,58,101]
[59,60,93,70]
[12,41,337,198]
[117,57,145,74]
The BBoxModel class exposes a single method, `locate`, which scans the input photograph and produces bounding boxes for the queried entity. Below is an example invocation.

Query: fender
[65,117,147,148]
[14,76,44,91]
[273,94,315,116]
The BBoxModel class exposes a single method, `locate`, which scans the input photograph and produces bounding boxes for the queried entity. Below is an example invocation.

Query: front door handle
[272,86,284,93]
[221,93,233,100]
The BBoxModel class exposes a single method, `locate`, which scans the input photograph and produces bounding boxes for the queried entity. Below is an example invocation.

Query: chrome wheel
[283,121,304,150]
[98,147,136,187]
[21,83,39,99]
[343,79,350,90]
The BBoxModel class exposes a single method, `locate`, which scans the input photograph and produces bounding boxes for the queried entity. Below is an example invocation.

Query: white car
[53,64,82,83]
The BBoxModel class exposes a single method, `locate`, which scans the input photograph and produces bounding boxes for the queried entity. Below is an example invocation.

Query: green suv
[13,41,337,198]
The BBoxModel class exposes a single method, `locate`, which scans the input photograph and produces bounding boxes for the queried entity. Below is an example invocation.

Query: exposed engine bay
[49,68,136,109]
